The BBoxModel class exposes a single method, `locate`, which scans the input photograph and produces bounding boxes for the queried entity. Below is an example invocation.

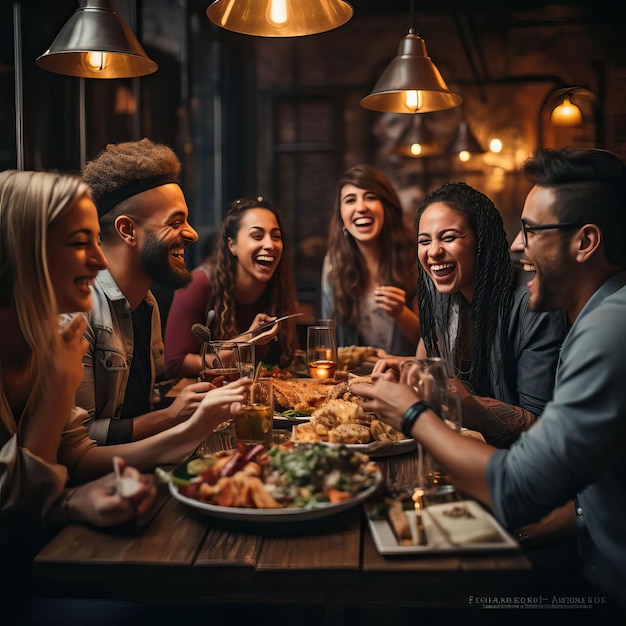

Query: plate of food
[272,377,344,414]
[291,398,416,458]
[166,441,382,523]
[337,345,388,376]
[366,498,519,554]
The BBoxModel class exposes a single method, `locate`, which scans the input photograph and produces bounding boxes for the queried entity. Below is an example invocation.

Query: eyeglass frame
[520,220,583,247]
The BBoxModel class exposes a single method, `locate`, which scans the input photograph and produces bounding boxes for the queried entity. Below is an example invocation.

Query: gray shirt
[75,269,165,445]
[488,270,626,605]
[321,255,418,356]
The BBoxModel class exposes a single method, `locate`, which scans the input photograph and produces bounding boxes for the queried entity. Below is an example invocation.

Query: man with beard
[352,148,626,614]
[78,138,212,444]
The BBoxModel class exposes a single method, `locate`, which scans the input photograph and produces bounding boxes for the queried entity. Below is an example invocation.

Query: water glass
[400,357,462,497]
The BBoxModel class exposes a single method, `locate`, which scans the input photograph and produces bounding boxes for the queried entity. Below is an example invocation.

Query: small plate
[367,499,519,554]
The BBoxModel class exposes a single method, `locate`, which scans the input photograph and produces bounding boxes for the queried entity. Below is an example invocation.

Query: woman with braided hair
[165,196,298,378]
[374,181,566,447]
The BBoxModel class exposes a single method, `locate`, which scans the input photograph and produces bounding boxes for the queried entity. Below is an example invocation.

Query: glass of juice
[234,378,274,444]
[199,340,242,386]
[307,325,337,379]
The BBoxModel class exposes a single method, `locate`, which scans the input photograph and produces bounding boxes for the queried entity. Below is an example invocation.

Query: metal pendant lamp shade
[36,0,158,78]
[361,33,462,114]
[206,0,354,37]
[448,120,485,155]
[395,114,441,158]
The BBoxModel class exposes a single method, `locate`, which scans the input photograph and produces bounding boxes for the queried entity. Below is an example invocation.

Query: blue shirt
[488,270,626,605]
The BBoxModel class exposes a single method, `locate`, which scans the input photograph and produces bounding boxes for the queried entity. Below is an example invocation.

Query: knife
[231,313,304,341]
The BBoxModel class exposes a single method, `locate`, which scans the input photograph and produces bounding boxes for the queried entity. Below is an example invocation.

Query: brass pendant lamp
[36,0,158,78]
[448,119,485,161]
[206,0,354,37]
[394,115,441,158]
[361,1,462,114]
[550,95,583,126]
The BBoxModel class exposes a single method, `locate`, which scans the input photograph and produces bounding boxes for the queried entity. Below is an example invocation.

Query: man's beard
[140,228,192,289]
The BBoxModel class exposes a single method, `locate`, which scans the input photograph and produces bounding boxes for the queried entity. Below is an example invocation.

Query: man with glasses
[352,148,626,613]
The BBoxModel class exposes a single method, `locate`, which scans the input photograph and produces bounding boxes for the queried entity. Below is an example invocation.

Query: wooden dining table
[32,426,541,624]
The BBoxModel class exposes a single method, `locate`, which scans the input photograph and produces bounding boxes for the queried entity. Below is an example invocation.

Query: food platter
[367,499,519,554]
[169,469,382,523]
[290,426,416,458]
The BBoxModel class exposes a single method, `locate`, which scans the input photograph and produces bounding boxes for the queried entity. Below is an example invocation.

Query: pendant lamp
[206,0,353,37]
[361,1,461,114]
[36,0,158,78]
[550,95,583,127]
[394,115,441,158]
[448,119,485,161]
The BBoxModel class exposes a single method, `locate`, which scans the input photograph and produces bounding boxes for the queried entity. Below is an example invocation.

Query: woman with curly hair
[321,164,420,355]
[374,181,567,447]
[165,196,298,378]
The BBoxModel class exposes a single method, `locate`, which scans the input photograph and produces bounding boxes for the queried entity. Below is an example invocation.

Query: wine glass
[307,325,338,380]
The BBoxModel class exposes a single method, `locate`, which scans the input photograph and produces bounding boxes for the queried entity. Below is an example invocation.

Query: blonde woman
[0,170,156,572]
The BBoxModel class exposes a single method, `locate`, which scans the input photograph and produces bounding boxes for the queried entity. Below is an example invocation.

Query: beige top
[0,393,96,537]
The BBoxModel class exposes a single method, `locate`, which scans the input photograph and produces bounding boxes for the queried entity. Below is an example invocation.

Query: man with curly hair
[78,138,212,445]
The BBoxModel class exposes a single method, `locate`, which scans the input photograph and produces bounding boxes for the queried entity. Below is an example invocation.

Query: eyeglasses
[520,220,582,247]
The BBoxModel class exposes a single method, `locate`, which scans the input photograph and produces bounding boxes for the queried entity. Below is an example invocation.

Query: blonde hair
[0,169,91,411]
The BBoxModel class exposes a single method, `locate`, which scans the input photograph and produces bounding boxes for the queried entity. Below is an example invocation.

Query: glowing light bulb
[404,90,423,112]
[84,51,108,73]
[458,150,470,162]
[550,96,583,126]
[489,138,503,153]
[266,0,291,28]
[410,143,422,156]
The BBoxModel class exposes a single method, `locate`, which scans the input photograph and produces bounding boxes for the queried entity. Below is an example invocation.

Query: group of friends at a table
[1,137,625,612]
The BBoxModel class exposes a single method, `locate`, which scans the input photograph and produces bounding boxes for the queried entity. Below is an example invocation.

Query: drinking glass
[400,357,462,497]
[235,341,255,379]
[307,325,338,380]
[199,340,243,386]
[234,378,274,445]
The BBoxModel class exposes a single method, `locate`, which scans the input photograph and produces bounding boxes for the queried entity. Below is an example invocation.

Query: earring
[342,226,349,239]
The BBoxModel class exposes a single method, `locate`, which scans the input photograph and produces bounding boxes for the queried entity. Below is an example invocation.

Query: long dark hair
[416,182,513,396]
[207,196,297,367]
[327,164,417,326]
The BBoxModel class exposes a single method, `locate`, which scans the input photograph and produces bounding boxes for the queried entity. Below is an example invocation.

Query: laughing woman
[0,170,157,582]
[322,164,420,356]
[373,182,567,447]
[165,196,299,378]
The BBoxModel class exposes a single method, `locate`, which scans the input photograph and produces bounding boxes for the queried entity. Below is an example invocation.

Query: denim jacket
[75,269,165,445]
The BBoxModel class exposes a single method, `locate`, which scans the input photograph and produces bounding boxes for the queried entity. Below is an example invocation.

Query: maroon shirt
[164,265,278,377]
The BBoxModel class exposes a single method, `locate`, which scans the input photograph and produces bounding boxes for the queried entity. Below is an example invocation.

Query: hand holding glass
[400,358,462,497]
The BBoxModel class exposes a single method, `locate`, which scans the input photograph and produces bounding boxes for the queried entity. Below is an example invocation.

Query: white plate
[169,470,382,523]
[291,427,416,458]
[367,500,519,554]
